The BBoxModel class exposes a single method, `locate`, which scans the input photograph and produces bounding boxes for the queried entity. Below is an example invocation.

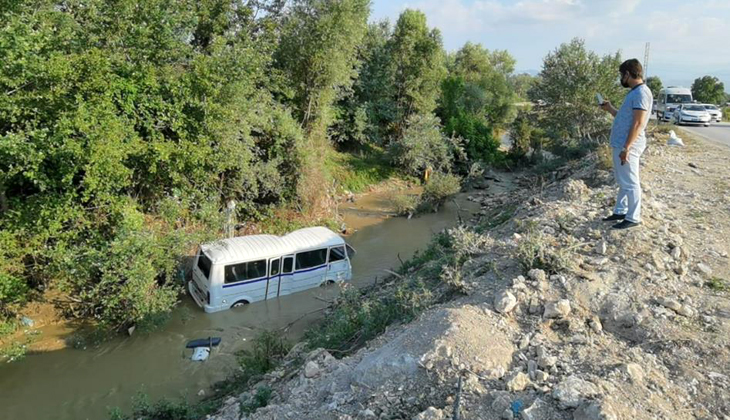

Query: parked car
[673,104,711,126]
[700,104,722,123]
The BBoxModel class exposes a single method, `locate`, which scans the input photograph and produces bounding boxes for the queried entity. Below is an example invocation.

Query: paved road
[673,121,730,148]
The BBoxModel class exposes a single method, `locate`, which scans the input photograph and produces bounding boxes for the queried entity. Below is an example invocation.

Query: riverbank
[203,128,730,419]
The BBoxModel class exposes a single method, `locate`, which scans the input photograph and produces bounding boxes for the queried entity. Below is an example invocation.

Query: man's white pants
[612,145,645,223]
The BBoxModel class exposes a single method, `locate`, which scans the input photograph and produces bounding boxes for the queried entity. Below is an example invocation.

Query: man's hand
[600,100,617,117]
[619,149,628,165]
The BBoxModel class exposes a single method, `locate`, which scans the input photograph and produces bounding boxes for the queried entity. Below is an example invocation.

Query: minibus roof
[201,226,345,264]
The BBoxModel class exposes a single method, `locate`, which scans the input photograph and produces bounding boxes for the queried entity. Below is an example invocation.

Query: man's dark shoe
[612,220,641,230]
[602,214,626,222]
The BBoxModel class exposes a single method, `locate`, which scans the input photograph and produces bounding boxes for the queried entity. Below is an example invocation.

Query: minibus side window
[197,251,212,280]
[328,246,346,262]
[295,249,327,270]
[224,259,267,284]
[270,259,280,276]
[282,257,293,273]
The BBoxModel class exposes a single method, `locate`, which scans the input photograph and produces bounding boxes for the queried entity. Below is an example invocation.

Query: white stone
[552,376,598,409]
[543,300,571,319]
[527,269,547,282]
[413,407,444,420]
[304,361,321,378]
[506,371,531,392]
[521,398,550,420]
[495,290,518,314]
[619,363,644,383]
[697,263,713,277]
[573,401,618,420]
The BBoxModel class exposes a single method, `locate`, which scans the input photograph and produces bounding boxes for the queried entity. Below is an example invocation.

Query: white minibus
[188,227,355,312]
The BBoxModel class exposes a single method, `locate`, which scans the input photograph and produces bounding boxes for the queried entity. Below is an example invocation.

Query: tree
[388,113,454,177]
[510,73,538,101]
[387,10,447,139]
[276,0,371,135]
[691,76,726,104]
[646,76,663,98]
[529,38,623,157]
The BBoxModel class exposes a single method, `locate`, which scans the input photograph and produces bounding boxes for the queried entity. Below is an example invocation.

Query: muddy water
[0,189,480,420]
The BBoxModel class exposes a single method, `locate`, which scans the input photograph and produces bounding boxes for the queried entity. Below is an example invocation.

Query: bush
[420,172,462,212]
[389,113,454,177]
[444,112,501,164]
[723,107,730,122]
[597,143,613,171]
[236,331,291,376]
[515,229,574,274]
[389,193,420,217]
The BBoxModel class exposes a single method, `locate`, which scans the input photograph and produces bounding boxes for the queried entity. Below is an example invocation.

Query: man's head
[619,59,644,88]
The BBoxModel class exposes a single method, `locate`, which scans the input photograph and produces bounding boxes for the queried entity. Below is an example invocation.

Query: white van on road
[189,227,355,313]
[656,87,693,121]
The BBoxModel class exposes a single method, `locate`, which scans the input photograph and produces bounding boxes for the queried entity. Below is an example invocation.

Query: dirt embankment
[208,130,730,420]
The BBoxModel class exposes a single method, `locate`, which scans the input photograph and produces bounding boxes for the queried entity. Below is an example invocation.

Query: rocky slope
[207,129,730,420]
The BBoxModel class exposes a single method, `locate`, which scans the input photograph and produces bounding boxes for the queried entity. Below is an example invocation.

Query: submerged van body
[188,227,354,313]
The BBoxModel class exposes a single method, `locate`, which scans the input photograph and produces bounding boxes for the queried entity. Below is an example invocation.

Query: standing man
[599,59,652,229]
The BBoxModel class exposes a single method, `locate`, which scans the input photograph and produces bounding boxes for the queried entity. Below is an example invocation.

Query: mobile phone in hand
[596,93,604,105]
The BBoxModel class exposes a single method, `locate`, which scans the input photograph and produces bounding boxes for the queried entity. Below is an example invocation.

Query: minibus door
[326,245,349,282]
[266,257,281,300]
[278,255,294,297]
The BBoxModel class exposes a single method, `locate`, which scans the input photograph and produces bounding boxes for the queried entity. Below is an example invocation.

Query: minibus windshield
[197,251,212,281]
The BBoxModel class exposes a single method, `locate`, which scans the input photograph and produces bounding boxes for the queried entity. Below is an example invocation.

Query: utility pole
[644,42,650,78]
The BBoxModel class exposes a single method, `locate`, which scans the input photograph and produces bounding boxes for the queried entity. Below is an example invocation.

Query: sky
[371,0,730,89]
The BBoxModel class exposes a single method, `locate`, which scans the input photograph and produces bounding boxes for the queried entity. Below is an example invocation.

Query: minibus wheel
[231,300,249,308]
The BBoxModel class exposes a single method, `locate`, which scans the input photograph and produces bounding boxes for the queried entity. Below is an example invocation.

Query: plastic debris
[667,130,685,146]
[191,346,210,362]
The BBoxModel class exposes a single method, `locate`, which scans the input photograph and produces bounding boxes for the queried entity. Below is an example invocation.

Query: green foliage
[646,76,663,98]
[387,10,447,138]
[515,228,574,274]
[508,109,545,161]
[0,0,305,331]
[240,386,273,414]
[723,107,730,122]
[705,277,728,292]
[389,192,420,217]
[325,145,396,193]
[529,38,623,157]
[388,113,454,177]
[276,0,370,135]
[236,331,291,376]
[109,391,215,420]
[420,172,462,211]
[510,73,538,101]
[691,76,726,104]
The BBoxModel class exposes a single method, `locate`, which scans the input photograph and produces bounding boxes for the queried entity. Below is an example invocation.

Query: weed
[236,331,291,376]
[389,193,420,217]
[514,229,574,274]
[0,319,17,338]
[706,277,728,292]
[325,146,397,193]
[477,204,517,232]
[419,172,462,213]
[240,386,273,414]
[596,143,613,171]
[0,340,27,363]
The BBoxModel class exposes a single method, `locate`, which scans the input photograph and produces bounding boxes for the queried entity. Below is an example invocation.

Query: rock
[521,398,550,420]
[552,376,598,409]
[127,325,136,336]
[535,369,549,382]
[20,316,34,327]
[502,408,515,419]
[527,269,547,283]
[657,296,681,311]
[304,361,321,378]
[671,246,682,260]
[492,394,512,413]
[676,305,695,317]
[543,300,571,319]
[619,363,644,383]
[588,316,603,333]
[197,389,205,396]
[564,179,590,202]
[573,400,617,420]
[413,407,443,420]
[537,354,557,369]
[595,241,607,255]
[529,298,541,315]
[359,409,377,419]
[697,263,713,277]
[506,371,531,392]
[495,290,518,314]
